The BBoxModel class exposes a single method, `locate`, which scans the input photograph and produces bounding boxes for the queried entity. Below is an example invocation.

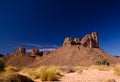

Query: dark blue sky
[0,0,120,55]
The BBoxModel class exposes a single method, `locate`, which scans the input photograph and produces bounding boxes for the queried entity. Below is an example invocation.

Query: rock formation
[63,37,76,45]
[11,46,26,56]
[30,48,43,56]
[81,32,99,48]
[63,32,99,48]
[18,46,26,55]
[4,32,120,67]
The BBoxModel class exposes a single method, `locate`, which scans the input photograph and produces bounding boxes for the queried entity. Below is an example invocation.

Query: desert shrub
[47,65,60,72]
[0,57,5,72]
[21,67,40,79]
[90,65,111,71]
[113,65,120,76]
[40,70,59,81]
[74,66,88,73]
[94,58,110,66]
[21,66,61,80]
[5,66,20,72]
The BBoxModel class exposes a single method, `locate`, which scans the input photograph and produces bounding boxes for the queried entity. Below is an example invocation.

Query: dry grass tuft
[90,65,111,71]
[5,66,20,72]
[21,65,61,81]
[40,70,59,81]
[113,64,120,76]
[74,66,88,73]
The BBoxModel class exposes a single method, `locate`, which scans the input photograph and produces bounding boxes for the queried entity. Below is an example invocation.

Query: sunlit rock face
[63,32,99,48]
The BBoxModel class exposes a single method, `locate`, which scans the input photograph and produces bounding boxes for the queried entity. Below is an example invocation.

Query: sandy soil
[18,69,120,82]
[60,69,120,82]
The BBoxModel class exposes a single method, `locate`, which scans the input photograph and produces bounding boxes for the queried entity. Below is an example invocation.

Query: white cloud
[16,42,59,48]
[27,48,55,52]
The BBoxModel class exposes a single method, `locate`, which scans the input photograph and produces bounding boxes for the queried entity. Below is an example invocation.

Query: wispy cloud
[15,41,59,52]
[15,42,59,48]
[0,41,59,54]
[27,48,55,52]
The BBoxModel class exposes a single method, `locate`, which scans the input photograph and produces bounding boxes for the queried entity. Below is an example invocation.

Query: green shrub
[94,58,110,66]
[0,58,5,72]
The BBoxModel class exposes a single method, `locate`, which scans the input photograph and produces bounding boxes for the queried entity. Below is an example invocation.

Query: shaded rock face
[0,73,33,82]
[63,37,76,45]
[63,32,99,48]
[31,48,43,56]
[81,32,99,48]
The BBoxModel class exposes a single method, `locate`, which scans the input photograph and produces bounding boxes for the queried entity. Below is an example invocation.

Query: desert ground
[1,65,120,82]
[16,65,120,82]
[60,69,120,82]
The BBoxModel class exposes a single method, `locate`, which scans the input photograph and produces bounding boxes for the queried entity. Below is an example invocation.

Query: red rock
[31,48,43,56]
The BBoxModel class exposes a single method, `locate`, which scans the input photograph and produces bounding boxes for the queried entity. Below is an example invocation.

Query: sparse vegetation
[5,66,20,72]
[0,57,5,72]
[40,70,59,81]
[90,65,111,71]
[74,66,88,73]
[113,65,120,76]
[21,67,40,79]
[21,65,61,81]
[94,58,110,66]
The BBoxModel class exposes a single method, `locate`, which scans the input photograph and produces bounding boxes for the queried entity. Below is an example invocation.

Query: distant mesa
[63,32,99,48]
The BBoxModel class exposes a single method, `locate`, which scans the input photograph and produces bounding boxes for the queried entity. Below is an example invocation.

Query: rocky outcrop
[63,37,76,45]
[11,46,26,56]
[0,73,33,82]
[81,32,99,48]
[30,48,43,56]
[63,32,99,48]
[18,46,26,55]
[73,38,81,45]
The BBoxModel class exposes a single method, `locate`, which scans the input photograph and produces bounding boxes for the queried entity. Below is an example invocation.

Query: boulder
[0,73,33,82]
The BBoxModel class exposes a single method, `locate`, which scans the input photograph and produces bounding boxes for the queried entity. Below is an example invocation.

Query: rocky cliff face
[63,32,99,48]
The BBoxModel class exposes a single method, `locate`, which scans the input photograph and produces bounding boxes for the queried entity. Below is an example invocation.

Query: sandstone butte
[4,32,120,67]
